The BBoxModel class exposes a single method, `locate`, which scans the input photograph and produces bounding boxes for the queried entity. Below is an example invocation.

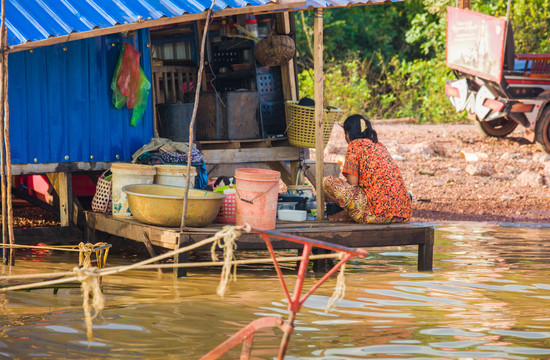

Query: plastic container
[216,192,236,224]
[235,168,280,230]
[157,103,195,142]
[278,209,307,222]
[154,165,197,188]
[245,18,258,38]
[258,19,270,38]
[220,20,228,38]
[111,163,156,218]
[215,180,237,223]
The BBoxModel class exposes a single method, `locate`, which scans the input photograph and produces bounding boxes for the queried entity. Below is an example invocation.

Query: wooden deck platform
[85,211,434,272]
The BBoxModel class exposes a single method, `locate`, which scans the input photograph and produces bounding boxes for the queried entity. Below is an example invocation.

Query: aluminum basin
[122,184,225,227]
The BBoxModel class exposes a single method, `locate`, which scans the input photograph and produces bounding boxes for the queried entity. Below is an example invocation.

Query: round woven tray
[254,35,296,66]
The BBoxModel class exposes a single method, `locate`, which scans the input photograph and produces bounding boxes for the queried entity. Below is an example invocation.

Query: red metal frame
[446,7,507,83]
[200,227,368,360]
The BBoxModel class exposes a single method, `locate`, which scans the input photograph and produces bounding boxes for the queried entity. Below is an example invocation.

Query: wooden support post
[85,223,95,244]
[457,0,471,9]
[56,172,73,227]
[418,227,434,271]
[195,20,208,92]
[174,234,188,279]
[141,232,164,275]
[0,22,7,265]
[313,8,324,221]
[276,12,298,101]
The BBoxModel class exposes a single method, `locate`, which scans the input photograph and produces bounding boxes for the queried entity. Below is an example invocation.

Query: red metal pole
[261,234,292,304]
[291,243,311,312]
[277,311,296,360]
[299,254,352,307]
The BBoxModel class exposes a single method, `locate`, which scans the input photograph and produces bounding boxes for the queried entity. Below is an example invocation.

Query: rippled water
[1,222,550,359]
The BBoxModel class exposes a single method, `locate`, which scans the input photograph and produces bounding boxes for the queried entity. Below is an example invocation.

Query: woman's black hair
[343,114,378,143]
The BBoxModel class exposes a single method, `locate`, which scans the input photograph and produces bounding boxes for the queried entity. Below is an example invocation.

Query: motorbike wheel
[535,106,550,154]
[474,116,518,137]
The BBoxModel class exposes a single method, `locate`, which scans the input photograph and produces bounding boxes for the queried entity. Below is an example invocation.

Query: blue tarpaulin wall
[9,29,154,165]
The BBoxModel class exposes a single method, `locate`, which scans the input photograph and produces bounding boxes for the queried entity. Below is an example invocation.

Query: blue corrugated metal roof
[4,0,401,47]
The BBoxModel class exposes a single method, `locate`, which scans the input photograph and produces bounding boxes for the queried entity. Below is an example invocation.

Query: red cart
[445,6,550,153]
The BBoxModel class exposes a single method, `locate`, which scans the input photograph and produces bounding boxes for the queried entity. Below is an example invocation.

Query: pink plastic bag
[116,43,141,108]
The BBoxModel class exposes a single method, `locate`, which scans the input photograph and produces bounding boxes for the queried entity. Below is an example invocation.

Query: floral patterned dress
[323,138,411,224]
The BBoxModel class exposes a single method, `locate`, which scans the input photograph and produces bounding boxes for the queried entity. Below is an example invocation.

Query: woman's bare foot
[327,210,351,222]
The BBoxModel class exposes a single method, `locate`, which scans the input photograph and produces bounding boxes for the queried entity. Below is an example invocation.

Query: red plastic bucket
[235,168,280,230]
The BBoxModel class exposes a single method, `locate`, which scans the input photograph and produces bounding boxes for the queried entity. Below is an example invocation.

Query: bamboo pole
[180,0,215,232]
[313,8,324,221]
[0,0,6,265]
[3,28,13,266]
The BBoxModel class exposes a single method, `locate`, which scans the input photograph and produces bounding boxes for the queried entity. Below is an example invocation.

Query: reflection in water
[0,222,549,359]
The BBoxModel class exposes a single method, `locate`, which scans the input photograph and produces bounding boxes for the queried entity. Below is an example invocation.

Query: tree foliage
[296,0,550,123]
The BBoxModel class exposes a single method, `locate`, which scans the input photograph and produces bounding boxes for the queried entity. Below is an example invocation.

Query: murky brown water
[1,222,550,359]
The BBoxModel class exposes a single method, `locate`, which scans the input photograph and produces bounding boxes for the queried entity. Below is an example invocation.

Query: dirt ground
[322,121,550,223]
[8,121,550,227]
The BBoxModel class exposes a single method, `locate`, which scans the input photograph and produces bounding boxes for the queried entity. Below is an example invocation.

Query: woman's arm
[345,173,359,186]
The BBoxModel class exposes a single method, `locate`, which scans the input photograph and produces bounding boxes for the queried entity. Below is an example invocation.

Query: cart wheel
[535,106,550,154]
[475,116,518,137]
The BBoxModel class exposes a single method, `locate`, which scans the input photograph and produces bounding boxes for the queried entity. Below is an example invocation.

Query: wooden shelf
[197,137,288,150]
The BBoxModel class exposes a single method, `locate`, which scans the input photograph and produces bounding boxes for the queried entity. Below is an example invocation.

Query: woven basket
[254,34,296,66]
[284,101,342,148]
[92,170,112,214]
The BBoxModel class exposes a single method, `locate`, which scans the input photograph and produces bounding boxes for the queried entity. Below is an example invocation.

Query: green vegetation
[295,0,550,123]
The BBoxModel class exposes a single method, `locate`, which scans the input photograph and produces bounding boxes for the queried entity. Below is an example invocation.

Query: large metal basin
[122,184,225,227]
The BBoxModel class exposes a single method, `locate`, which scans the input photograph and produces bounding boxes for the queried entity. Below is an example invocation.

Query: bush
[298,54,468,123]
[298,58,379,119]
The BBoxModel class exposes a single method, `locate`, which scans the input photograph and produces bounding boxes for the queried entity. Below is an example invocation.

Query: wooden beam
[141,232,164,275]
[11,187,59,216]
[276,12,298,101]
[313,8,324,221]
[457,0,471,9]
[85,211,180,248]
[12,162,110,176]
[266,161,292,185]
[201,146,300,164]
[303,161,340,187]
[9,2,307,53]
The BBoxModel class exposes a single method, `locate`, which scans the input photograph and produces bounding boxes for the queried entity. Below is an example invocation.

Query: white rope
[0,253,340,281]
[210,225,246,298]
[73,266,104,341]
[325,252,347,312]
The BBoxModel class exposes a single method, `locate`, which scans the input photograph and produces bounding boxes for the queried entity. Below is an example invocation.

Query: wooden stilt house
[0,0,434,274]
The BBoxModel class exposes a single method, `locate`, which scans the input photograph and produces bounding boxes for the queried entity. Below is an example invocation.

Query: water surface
[1,222,549,359]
